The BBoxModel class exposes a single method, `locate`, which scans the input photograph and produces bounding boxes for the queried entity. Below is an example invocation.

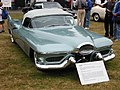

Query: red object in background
[68,0,72,7]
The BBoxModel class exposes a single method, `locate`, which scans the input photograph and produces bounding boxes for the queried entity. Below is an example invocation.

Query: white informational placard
[76,61,109,85]
[1,0,11,7]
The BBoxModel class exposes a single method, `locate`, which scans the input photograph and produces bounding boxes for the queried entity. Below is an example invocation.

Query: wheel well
[30,48,34,58]
[8,29,12,34]
[92,13,99,17]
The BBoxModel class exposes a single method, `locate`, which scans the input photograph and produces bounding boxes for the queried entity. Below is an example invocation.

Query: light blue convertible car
[8,8,115,70]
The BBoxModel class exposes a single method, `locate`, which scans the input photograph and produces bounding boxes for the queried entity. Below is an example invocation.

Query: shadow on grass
[30,65,79,81]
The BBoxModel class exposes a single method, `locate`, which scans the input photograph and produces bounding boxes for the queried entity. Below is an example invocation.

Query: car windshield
[31,15,76,28]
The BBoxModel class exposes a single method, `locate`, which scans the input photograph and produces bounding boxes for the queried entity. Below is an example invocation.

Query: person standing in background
[84,0,92,29]
[113,0,120,41]
[0,2,4,33]
[76,0,87,27]
[65,0,72,8]
[97,0,115,38]
[26,0,31,5]
[54,0,65,7]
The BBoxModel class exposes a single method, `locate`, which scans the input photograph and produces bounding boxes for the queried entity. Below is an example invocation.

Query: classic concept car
[8,8,115,70]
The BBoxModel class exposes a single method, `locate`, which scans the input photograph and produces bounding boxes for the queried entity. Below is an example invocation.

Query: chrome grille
[100,50,110,55]
[46,56,64,62]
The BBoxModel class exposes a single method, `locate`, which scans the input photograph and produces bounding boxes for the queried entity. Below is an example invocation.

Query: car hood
[23,26,112,53]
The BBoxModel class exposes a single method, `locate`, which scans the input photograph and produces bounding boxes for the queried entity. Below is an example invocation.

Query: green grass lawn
[0,10,120,90]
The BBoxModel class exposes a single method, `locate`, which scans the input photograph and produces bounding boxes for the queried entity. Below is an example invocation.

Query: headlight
[80,50,94,55]
[73,45,103,62]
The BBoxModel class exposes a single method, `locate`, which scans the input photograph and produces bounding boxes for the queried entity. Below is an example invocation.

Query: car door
[16,17,32,55]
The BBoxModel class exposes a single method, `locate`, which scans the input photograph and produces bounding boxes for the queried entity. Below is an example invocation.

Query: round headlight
[79,45,94,55]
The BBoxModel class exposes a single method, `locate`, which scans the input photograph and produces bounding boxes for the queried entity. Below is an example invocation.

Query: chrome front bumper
[103,53,115,61]
[35,53,115,69]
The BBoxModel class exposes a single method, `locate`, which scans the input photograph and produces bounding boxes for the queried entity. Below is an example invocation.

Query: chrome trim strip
[77,42,94,48]
[35,56,76,69]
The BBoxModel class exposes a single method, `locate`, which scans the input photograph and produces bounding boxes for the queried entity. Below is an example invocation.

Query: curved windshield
[31,15,76,28]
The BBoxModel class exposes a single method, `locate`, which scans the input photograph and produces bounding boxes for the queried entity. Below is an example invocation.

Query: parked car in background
[22,1,77,18]
[8,8,115,70]
[22,1,62,13]
[91,5,106,22]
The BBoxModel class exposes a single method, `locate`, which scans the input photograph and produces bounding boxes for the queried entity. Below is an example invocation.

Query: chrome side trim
[77,42,94,48]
